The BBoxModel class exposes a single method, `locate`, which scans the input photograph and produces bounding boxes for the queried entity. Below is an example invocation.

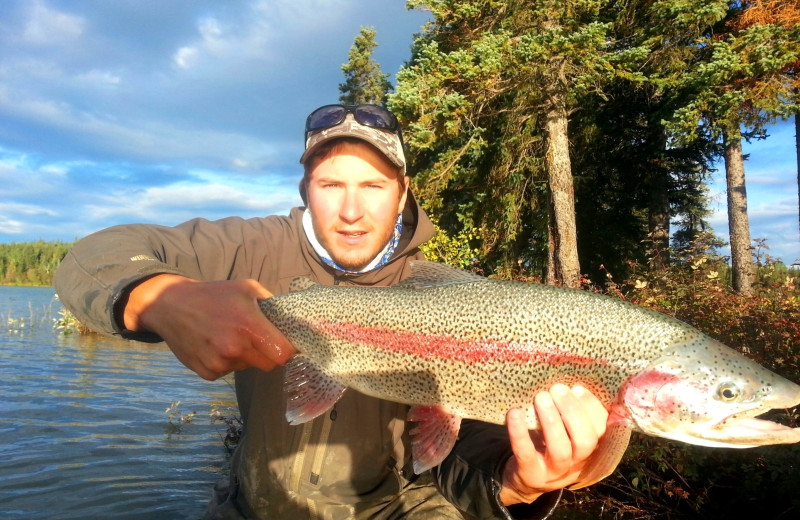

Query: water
[0,286,238,519]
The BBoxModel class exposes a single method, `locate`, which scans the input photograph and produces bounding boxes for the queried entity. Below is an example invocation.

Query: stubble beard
[315,223,395,271]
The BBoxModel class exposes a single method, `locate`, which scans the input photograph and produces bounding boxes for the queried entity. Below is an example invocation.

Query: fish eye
[717,382,740,401]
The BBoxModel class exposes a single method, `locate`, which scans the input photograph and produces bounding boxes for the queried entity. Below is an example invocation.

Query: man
[54,104,608,519]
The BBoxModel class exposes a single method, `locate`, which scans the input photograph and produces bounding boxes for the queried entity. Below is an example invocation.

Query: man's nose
[339,188,364,222]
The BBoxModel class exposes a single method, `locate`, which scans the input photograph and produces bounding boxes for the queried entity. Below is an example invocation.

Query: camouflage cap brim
[299,114,406,175]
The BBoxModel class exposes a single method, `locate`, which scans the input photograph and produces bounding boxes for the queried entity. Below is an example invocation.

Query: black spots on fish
[266,272,725,429]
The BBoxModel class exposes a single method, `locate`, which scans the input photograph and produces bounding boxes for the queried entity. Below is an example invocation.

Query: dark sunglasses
[304,104,403,144]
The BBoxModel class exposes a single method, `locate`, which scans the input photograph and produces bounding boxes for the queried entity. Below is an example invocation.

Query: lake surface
[0,286,238,519]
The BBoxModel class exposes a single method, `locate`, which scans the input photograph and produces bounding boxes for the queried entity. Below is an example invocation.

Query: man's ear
[397,175,410,213]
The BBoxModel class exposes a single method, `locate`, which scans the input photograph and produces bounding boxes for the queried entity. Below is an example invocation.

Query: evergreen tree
[339,27,393,105]
[0,240,73,286]
[391,0,644,285]
[600,0,733,272]
[665,2,800,293]
[729,0,800,253]
[390,0,794,286]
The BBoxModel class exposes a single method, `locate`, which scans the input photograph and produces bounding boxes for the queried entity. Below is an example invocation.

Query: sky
[1,1,798,266]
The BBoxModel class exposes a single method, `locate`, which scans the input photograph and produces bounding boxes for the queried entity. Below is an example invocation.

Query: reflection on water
[1,286,237,519]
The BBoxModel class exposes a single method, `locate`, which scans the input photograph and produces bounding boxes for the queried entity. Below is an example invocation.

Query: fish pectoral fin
[569,422,632,490]
[284,355,347,425]
[407,405,462,474]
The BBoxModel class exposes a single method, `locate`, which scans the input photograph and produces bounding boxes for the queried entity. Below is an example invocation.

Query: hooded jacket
[53,194,560,520]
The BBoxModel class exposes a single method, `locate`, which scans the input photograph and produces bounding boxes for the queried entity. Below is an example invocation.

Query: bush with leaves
[564,235,800,519]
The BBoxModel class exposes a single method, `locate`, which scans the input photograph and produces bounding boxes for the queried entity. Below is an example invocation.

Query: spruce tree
[339,27,392,105]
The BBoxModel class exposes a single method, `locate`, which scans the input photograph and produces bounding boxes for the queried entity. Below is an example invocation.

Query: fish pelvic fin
[397,261,486,290]
[569,422,632,490]
[407,405,462,474]
[284,355,347,425]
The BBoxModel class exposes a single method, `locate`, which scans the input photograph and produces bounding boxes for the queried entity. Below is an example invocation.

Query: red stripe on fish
[312,319,608,366]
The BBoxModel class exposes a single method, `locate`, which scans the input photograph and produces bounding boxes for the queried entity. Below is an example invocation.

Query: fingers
[572,384,608,437]
[546,384,602,462]
[533,387,576,478]
[501,384,610,504]
[507,407,542,461]
[202,282,297,376]
[239,320,297,372]
[503,408,548,504]
[239,281,297,366]
[133,277,297,380]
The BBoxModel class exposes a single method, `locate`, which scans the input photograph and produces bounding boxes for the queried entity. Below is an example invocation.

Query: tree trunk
[723,132,754,295]
[648,125,671,270]
[543,72,580,288]
[648,172,670,271]
[795,112,799,246]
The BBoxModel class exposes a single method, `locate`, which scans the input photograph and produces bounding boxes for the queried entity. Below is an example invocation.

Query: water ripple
[1,287,237,519]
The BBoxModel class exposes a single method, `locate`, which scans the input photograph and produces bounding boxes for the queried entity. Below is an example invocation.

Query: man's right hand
[123,274,297,380]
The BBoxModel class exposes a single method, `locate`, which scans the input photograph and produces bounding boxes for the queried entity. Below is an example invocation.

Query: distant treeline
[0,240,74,286]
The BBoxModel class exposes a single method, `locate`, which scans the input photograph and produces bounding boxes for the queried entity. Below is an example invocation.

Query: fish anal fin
[284,355,346,425]
[569,422,632,490]
[407,405,463,474]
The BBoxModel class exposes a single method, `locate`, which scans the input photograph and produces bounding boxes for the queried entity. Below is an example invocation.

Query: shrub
[572,236,800,519]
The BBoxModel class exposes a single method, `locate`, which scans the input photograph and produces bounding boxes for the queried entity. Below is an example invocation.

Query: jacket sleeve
[433,419,562,520]
[53,217,284,340]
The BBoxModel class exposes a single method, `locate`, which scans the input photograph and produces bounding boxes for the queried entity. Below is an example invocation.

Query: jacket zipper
[289,408,337,519]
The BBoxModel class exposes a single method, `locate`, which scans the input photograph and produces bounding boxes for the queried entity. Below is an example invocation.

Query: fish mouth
[707,407,800,447]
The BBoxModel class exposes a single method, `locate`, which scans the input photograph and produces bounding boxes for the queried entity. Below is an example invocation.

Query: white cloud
[0,216,26,235]
[173,46,199,69]
[0,202,59,217]
[84,181,300,224]
[169,0,354,74]
[0,1,433,243]
[22,0,86,45]
[74,69,122,87]
[198,17,225,48]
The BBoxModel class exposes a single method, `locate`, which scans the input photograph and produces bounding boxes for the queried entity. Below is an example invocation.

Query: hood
[291,188,435,288]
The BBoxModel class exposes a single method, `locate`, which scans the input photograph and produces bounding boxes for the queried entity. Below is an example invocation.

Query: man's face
[306,141,408,271]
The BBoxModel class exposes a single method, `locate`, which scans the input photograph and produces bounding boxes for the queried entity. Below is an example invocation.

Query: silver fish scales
[259,261,800,487]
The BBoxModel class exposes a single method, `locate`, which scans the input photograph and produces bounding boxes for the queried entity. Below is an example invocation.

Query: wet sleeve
[433,419,562,520]
[53,217,277,340]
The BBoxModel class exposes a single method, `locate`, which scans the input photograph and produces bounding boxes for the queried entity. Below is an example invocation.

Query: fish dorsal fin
[289,276,318,292]
[396,261,486,290]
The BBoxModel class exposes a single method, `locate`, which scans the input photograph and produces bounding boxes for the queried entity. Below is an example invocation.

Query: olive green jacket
[54,194,560,520]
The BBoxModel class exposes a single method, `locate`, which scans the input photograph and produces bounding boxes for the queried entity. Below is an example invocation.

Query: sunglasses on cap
[304,104,403,144]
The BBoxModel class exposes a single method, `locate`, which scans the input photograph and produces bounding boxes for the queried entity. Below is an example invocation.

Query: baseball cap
[299,105,406,175]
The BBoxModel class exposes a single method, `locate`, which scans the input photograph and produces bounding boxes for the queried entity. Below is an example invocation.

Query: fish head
[617,338,800,448]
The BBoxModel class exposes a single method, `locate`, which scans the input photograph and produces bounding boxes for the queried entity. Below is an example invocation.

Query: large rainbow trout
[259,261,800,487]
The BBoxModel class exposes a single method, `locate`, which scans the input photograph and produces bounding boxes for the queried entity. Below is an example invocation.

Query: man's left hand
[499,384,609,505]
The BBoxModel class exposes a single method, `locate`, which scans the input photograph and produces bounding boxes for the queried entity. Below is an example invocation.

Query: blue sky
[707,121,799,266]
[1,1,798,266]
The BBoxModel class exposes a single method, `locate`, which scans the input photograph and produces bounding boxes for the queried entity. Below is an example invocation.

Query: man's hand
[499,384,609,505]
[123,274,297,380]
